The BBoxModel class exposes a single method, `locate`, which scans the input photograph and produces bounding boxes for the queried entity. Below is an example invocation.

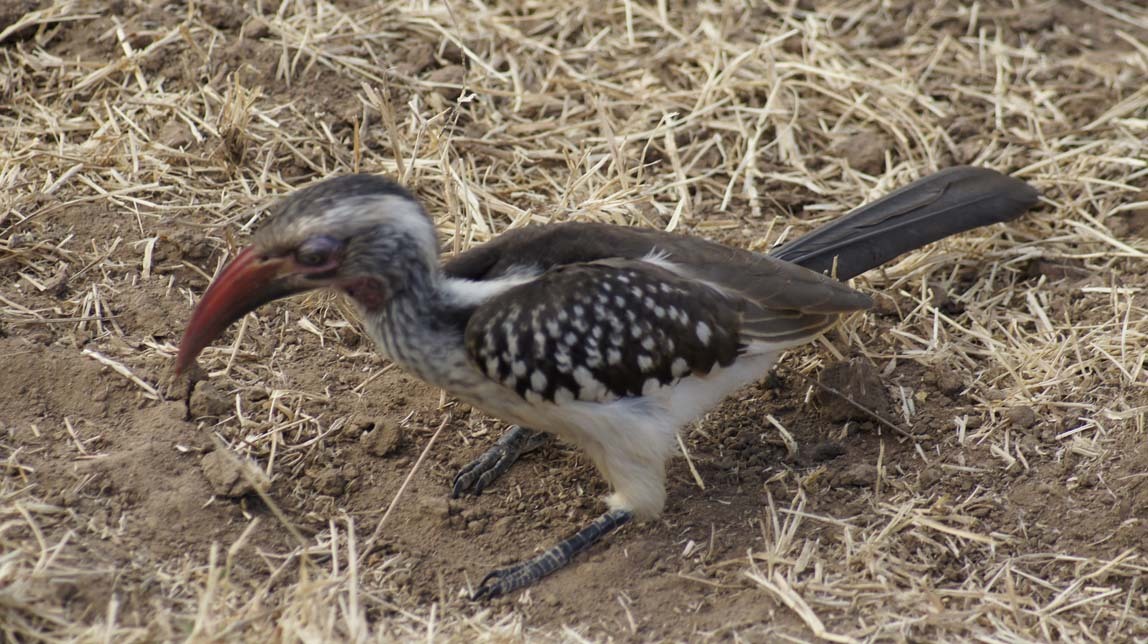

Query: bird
[175,166,1038,598]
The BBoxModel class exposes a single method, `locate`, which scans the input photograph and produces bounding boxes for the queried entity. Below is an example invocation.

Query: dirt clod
[427,65,466,101]
[312,468,347,496]
[936,371,965,397]
[873,293,900,316]
[1026,258,1091,281]
[419,496,453,521]
[1108,200,1148,238]
[489,516,515,538]
[158,119,194,149]
[361,418,405,457]
[918,466,943,489]
[835,462,878,487]
[818,358,894,423]
[200,448,268,497]
[833,131,891,174]
[1016,12,1054,32]
[159,361,205,402]
[189,381,231,418]
[1006,406,1038,430]
[806,441,847,463]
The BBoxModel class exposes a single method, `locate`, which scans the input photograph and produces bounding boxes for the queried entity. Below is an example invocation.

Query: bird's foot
[452,425,549,497]
[471,508,633,599]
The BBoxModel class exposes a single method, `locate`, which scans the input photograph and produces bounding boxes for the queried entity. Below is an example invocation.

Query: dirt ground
[3,0,1147,641]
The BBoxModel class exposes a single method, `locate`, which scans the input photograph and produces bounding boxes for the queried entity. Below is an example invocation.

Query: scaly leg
[452,425,549,497]
[472,508,632,599]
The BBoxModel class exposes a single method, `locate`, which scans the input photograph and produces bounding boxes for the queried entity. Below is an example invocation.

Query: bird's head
[175,174,438,374]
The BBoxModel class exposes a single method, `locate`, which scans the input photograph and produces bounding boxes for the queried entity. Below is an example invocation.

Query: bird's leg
[472,508,632,599]
[452,425,549,497]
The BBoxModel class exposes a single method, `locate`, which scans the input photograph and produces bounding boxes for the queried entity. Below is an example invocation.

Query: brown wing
[446,166,1040,318]
[445,222,872,327]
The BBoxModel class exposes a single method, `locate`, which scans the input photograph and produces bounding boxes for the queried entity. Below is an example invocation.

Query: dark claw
[451,426,548,498]
[451,444,509,497]
[469,509,633,600]
[472,565,526,600]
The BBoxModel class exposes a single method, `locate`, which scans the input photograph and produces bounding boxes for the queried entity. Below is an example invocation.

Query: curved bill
[175,247,303,374]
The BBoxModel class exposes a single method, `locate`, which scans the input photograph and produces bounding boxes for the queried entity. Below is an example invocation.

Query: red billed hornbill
[176,166,1038,598]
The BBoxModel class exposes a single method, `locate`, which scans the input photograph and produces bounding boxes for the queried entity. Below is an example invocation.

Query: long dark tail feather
[769,166,1040,281]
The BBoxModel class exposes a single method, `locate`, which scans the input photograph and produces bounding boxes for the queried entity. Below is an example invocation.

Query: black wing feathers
[770,166,1039,279]
[465,261,741,403]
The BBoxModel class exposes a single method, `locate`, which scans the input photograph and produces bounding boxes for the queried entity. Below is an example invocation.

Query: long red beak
[175,247,303,374]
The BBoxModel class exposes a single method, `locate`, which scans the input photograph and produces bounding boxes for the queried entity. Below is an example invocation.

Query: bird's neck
[355,262,478,389]
[352,257,542,393]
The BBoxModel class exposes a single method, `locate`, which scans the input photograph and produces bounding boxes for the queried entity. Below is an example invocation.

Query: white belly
[454,351,782,520]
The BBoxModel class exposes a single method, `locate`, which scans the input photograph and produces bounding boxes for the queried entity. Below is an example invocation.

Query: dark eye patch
[295,235,344,268]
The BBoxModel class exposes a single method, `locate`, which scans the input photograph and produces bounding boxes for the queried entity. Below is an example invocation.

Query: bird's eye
[295,235,343,268]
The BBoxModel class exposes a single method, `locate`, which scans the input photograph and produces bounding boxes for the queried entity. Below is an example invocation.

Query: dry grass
[2,0,1147,641]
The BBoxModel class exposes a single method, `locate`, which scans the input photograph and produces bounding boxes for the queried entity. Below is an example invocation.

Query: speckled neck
[358,271,483,392]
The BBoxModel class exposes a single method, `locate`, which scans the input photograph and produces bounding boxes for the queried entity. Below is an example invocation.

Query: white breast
[362,283,783,521]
